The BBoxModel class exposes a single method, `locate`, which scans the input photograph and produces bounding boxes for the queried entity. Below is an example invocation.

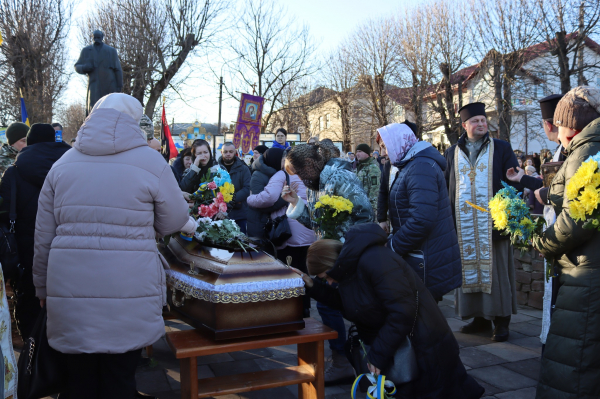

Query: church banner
[234,93,264,154]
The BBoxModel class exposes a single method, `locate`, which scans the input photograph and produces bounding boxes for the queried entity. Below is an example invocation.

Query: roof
[171,122,220,136]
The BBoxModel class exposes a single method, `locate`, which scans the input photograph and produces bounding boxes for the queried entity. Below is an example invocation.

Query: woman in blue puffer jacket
[377,123,461,302]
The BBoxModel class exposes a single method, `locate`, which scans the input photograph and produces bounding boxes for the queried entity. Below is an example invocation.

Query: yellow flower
[489,197,509,229]
[569,199,587,222]
[567,159,599,199]
[220,182,235,203]
[579,184,600,215]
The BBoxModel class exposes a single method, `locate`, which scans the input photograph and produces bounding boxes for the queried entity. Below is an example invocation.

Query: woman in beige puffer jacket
[33,93,196,398]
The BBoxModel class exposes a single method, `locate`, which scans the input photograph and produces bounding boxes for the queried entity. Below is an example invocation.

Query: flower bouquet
[467,181,545,252]
[190,168,235,219]
[194,218,257,252]
[314,195,354,240]
[565,154,600,229]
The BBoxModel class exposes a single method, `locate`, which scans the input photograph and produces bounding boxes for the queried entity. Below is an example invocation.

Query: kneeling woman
[296,224,484,399]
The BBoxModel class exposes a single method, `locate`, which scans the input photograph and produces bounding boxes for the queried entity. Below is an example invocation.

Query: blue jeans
[235,219,247,234]
[317,301,347,352]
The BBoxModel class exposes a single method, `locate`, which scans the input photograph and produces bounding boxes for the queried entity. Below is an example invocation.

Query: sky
[63,0,422,126]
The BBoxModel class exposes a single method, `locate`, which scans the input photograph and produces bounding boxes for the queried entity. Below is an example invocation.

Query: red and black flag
[161,103,177,161]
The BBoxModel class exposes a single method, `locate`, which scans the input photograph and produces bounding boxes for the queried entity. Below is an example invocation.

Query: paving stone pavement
[127,293,543,399]
[31,293,541,399]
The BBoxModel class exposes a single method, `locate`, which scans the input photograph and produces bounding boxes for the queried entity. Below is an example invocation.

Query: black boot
[492,316,511,342]
[460,317,492,334]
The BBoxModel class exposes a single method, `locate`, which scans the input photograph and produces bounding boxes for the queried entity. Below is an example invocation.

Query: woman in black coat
[377,123,461,302]
[0,123,71,338]
[295,224,484,399]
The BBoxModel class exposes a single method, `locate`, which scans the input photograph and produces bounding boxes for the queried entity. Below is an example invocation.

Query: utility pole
[217,76,223,158]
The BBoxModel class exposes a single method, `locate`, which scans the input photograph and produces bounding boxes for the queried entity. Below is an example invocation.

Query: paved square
[34,293,542,399]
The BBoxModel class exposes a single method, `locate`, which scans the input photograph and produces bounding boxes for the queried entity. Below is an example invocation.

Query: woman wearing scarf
[376,123,461,302]
[281,140,373,384]
[272,127,291,150]
[178,139,217,193]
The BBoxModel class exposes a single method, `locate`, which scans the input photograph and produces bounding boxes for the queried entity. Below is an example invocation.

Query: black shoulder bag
[0,167,20,280]
[17,306,67,399]
[264,172,292,246]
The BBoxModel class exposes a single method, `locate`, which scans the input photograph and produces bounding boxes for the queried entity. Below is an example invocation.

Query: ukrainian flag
[20,90,30,126]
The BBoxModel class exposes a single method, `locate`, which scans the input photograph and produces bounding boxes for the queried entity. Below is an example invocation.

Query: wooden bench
[166,318,337,399]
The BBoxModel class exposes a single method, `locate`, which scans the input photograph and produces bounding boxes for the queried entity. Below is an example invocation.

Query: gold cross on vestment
[468,170,477,183]
[481,244,489,256]
[477,163,487,172]
[461,203,470,214]
[460,164,470,175]
[465,245,475,256]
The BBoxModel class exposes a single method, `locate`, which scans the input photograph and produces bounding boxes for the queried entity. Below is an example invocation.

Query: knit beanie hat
[554,86,600,131]
[6,122,29,145]
[356,143,371,154]
[27,123,56,145]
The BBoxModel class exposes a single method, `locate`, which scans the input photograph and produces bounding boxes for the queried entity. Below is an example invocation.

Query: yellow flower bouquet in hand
[314,195,354,240]
[565,154,600,228]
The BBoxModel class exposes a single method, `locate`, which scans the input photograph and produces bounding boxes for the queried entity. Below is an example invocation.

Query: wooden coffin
[158,235,305,340]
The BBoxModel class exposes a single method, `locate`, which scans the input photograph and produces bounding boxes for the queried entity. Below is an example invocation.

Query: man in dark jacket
[0,123,71,338]
[219,143,251,233]
[444,102,521,342]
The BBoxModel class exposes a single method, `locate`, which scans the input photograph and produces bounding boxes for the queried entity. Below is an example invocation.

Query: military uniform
[356,156,381,214]
[0,144,18,176]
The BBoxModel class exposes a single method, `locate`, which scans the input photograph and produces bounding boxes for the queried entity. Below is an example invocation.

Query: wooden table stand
[166,318,337,399]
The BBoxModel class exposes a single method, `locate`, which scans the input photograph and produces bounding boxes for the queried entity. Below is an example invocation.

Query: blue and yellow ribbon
[351,373,396,399]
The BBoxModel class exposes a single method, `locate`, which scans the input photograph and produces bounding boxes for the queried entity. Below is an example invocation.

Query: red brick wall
[513,248,545,309]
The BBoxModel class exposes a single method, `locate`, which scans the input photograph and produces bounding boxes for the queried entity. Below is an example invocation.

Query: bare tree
[322,48,358,151]
[471,0,540,141]
[83,0,228,118]
[0,0,72,124]
[428,0,475,144]
[224,0,318,133]
[395,5,437,139]
[346,18,399,133]
[56,102,86,143]
[535,0,600,93]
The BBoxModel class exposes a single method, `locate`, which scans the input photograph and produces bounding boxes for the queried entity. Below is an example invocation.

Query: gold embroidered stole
[454,140,494,294]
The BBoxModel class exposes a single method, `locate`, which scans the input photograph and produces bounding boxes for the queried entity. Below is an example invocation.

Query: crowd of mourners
[0,86,598,399]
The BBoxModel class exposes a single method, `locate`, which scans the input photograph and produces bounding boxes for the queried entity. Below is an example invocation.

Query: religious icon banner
[234,93,265,153]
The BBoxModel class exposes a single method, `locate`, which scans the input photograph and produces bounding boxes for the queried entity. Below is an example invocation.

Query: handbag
[0,167,20,280]
[17,306,67,399]
[345,291,420,389]
[264,172,292,246]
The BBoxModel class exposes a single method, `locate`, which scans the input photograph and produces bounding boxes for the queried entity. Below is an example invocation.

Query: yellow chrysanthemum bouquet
[565,155,600,228]
[314,195,354,239]
[468,182,545,252]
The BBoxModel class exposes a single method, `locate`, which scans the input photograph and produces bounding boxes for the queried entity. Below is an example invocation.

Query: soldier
[0,122,29,175]
[355,143,381,214]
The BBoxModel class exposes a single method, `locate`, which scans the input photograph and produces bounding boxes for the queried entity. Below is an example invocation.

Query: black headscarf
[263,147,284,171]
[254,145,269,155]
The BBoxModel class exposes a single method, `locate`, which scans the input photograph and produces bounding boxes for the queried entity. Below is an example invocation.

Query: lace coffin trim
[165,269,305,304]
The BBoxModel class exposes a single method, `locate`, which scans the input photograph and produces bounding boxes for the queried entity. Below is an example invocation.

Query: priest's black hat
[458,102,486,122]
[539,94,564,120]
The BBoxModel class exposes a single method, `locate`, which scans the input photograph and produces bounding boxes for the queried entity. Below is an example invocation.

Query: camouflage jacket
[0,144,18,176]
[356,156,381,214]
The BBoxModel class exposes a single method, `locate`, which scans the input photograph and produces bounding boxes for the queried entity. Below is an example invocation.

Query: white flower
[198,217,212,224]
[195,231,207,241]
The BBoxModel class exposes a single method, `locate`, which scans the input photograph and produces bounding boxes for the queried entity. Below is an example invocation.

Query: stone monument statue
[75,30,123,115]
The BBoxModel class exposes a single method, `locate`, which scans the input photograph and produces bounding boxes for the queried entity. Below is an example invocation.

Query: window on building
[338,109,341,119]
[326,113,330,129]
[318,116,323,131]
[536,84,544,99]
